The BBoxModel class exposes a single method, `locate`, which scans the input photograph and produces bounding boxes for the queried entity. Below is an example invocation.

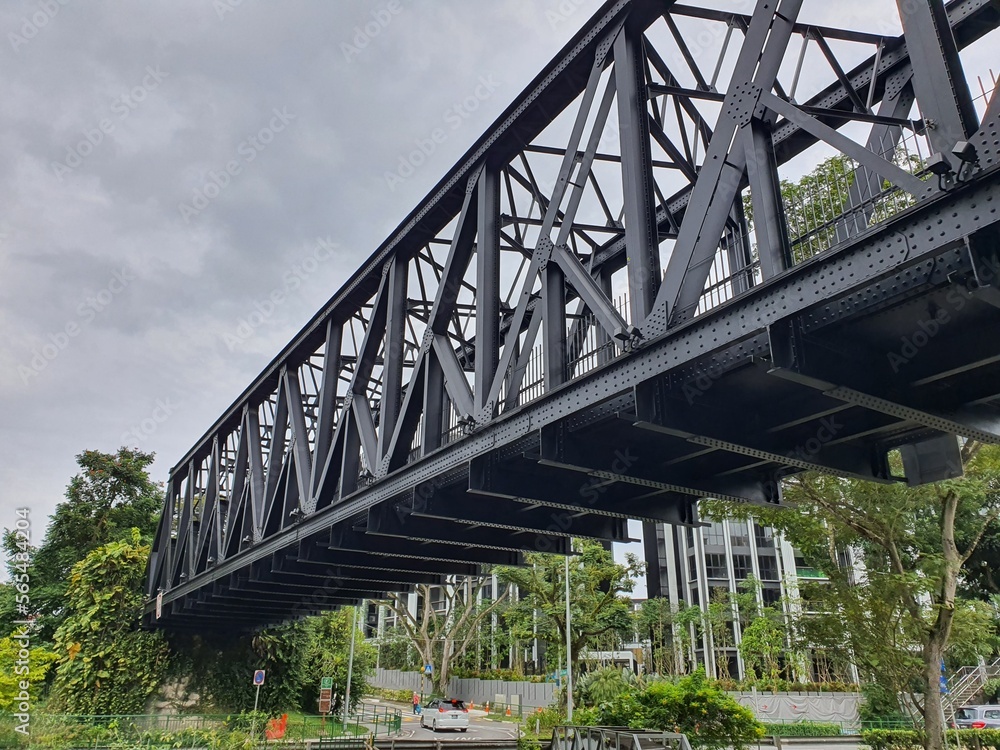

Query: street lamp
[565,553,573,722]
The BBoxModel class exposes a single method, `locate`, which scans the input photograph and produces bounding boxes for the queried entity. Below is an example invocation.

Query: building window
[758,555,779,581]
[761,586,781,606]
[754,524,774,548]
[730,520,750,548]
[689,554,698,581]
[686,525,695,547]
[703,522,725,547]
[732,554,752,580]
[705,554,728,579]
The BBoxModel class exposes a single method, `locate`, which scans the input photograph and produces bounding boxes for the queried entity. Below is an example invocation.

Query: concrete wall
[732,691,861,726]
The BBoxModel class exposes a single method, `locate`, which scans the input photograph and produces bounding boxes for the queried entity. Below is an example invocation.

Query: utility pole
[565,553,573,722]
[343,602,360,729]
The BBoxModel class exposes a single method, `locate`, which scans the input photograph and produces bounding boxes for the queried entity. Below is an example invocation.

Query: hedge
[762,722,843,737]
[862,729,1000,750]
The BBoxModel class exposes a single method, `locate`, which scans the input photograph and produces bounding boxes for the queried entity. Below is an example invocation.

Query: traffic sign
[424,663,433,675]
[321,676,334,690]
[253,669,266,686]
[319,686,333,714]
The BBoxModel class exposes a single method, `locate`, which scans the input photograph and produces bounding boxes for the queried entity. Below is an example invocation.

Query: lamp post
[343,602,360,729]
[565,553,573,722]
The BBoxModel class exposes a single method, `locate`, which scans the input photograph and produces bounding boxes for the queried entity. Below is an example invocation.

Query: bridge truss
[146,0,1000,630]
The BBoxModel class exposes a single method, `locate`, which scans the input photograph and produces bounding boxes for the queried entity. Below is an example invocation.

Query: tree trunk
[923,639,947,750]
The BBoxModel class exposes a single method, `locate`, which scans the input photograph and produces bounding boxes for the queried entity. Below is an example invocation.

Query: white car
[420,698,470,732]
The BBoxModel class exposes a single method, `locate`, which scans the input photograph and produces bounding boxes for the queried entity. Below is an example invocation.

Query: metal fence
[0,702,402,748]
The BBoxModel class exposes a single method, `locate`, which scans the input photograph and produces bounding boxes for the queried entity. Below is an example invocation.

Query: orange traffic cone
[486,702,490,713]
[469,702,475,710]
[505,706,511,717]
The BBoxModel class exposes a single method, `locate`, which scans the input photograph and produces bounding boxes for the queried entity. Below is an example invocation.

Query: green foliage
[0,634,58,713]
[182,623,308,715]
[761,722,843,737]
[0,714,267,750]
[861,729,1000,750]
[577,666,636,706]
[2,448,161,642]
[738,608,786,684]
[300,608,375,714]
[587,670,764,750]
[370,687,416,703]
[521,706,566,737]
[51,530,169,715]
[858,682,910,725]
[496,540,643,677]
[375,624,416,671]
[984,677,1000,702]
[704,443,1000,731]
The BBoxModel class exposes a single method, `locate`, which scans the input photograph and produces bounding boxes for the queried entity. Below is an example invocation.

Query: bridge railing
[550,725,694,750]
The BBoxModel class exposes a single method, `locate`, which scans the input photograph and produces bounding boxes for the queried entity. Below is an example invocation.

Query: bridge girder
[146,0,1000,631]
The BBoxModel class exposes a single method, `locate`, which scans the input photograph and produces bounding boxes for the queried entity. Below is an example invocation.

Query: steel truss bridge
[146,0,1000,631]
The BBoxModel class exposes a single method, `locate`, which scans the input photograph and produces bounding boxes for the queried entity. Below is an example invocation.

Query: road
[396,709,520,742]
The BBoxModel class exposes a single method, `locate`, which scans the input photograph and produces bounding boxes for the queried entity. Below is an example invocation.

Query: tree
[705,442,1000,750]
[300,608,375,715]
[6,448,161,642]
[381,578,508,695]
[0,635,57,713]
[496,540,643,679]
[181,624,309,715]
[636,597,679,675]
[51,530,170,714]
[738,607,785,684]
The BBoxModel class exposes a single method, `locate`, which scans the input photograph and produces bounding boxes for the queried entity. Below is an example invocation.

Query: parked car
[420,698,469,732]
[954,706,1000,729]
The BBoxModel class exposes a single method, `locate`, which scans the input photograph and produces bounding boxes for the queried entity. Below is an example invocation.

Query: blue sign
[253,669,266,686]
[424,664,433,675]
[940,675,949,694]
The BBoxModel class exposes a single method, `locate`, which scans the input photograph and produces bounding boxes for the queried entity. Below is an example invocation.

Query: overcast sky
[0,0,994,597]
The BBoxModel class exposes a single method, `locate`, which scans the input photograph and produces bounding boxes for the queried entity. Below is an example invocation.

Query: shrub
[761,722,842,737]
[590,670,764,750]
[859,683,909,725]
[521,706,567,738]
[577,667,636,705]
[861,729,1000,750]
[984,677,1000,703]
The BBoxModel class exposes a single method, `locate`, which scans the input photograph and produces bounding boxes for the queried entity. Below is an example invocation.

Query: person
[412,691,420,714]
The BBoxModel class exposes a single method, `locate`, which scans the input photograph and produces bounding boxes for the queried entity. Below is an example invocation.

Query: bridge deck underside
[156,212,1000,629]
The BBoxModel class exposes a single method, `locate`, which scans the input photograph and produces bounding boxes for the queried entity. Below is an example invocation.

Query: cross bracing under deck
[146,0,1000,630]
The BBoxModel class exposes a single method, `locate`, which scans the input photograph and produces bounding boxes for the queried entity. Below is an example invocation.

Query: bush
[589,670,764,750]
[370,687,417,703]
[762,722,842,737]
[521,707,566,738]
[984,677,1000,703]
[862,729,1000,750]
[859,683,909,725]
